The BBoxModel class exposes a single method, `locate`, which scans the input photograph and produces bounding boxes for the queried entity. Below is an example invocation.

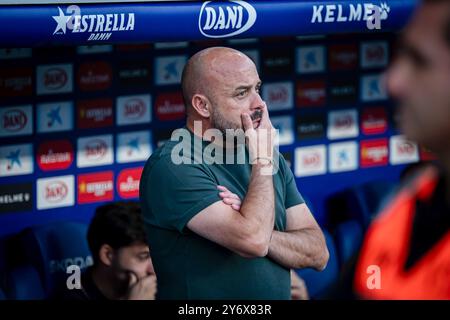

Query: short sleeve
[282,158,304,209]
[143,157,221,233]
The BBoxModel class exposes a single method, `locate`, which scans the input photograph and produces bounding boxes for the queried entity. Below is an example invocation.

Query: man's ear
[99,244,114,267]
[191,94,211,118]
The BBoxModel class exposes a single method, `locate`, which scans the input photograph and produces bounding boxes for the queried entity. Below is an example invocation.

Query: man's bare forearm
[267,228,329,270]
[239,163,275,245]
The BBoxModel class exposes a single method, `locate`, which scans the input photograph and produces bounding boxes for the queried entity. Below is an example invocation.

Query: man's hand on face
[125,271,157,300]
[241,103,276,166]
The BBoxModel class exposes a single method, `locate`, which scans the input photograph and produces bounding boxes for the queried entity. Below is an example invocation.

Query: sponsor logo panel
[361,107,388,135]
[0,105,33,137]
[37,175,74,210]
[262,82,293,111]
[329,141,358,173]
[78,171,114,204]
[0,143,33,177]
[295,145,327,177]
[116,130,152,164]
[361,41,389,69]
[37,101,73,133]
[77,61,112,91]
[155,56,186,85]
[0,183,33,214]
[296,80,326,108]
[36,63,73,95]
[389,135,419,165]
[0,67,33,97]
[77,98,113,129]
[296,46,326,74]
[37,140,73,171]
[327,109,359,140]
[296,114,326,140]
[329,44,358,71]
[198,1,257,38]
[361,74,388,102]
[271,116,294,146]
[360,138,389,167]
[155,92,185,121]
[117,167,143,199]
[77,134,114,168]
[116,94,151,126]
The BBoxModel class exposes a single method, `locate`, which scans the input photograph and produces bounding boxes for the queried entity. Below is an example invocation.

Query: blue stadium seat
[20,222,93,296]
[5,265,45,300]
[334,220,363,268]
[295,230,339,299]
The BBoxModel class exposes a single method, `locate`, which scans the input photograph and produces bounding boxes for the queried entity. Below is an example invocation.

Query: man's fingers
[258,103,268,122]
[218,185,242,211]
[217,186,239,197]
[258,103,274,130]
[241,113,254,132]
[128,271,139,287]
[218,186,242,210]
[128,274,157,300]
[142,274,157,285]
[222,197,241,206]
[217,185,231,193]
[219,191,240,200]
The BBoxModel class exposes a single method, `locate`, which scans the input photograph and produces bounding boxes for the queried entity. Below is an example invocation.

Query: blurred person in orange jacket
[354,0,450,299]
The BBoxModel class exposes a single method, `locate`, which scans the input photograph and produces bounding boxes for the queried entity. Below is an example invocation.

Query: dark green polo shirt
[140,128,304,299]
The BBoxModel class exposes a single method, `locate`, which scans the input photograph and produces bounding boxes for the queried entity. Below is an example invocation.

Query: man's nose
[250,90,264,110]
[146,259,155,275]
[386,59,409,100]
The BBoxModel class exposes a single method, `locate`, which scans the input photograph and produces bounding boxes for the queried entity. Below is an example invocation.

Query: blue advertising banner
[0,0,418,46]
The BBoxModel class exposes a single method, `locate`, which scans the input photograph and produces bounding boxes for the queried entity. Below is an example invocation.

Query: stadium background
[0,34,426,234]
[0,0,426,299]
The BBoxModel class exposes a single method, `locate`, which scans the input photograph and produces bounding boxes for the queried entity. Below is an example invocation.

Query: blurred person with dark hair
[353,0,450,299]
[56,202,157,300]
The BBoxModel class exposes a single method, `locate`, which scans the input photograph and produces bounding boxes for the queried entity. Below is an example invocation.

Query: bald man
[139,47,328,299]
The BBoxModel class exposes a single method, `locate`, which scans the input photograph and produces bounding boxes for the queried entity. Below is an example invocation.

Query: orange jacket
[354,166,450,299]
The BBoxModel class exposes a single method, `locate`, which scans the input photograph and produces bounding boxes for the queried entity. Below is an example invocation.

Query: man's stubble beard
[211,105,242,136]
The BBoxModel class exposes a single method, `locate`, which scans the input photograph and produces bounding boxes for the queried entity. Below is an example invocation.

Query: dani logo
[45,181,68,203]
[199,1,257,38]
[3,109,27,132]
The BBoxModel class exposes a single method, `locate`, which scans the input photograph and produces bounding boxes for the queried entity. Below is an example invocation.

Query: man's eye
[237,90,247,97]
[256,86,261,94]
[139,253,150,260]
